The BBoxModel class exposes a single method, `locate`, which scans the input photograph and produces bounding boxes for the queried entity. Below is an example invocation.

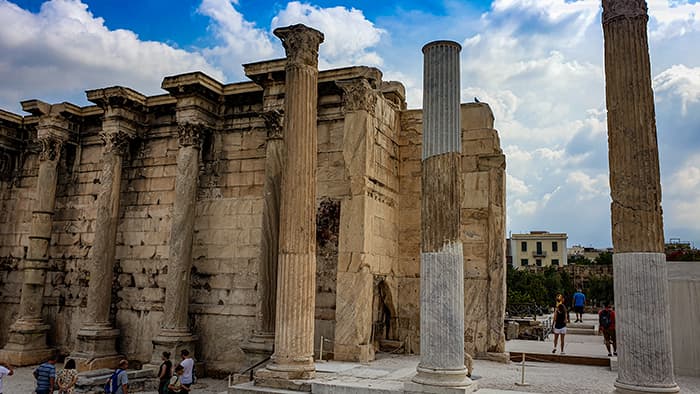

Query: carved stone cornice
[273,24,325,68]
[337,78,378,113]
[177,122,207,148]
[602,0,648,25]
[38,136,64,162]
[100,131,131,156]
[260,110,284,140]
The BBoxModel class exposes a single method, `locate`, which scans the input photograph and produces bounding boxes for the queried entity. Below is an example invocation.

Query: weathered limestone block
[334,270,374,362]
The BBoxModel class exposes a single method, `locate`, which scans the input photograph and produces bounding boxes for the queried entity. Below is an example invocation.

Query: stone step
[567,322,596,330]
[229,381,311,394]
[565,327,598,335]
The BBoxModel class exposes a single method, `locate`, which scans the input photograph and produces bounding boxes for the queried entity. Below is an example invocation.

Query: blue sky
[1,0,699,249]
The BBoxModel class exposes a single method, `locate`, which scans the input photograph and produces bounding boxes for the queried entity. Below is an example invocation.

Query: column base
[404,381,477,394]
[614,380,680,394]
[69,325,123,371]
[0,322,54,366]
[150,329,198,365]
[253,367,313,392]
[409,365,473,389]
[241,331,275,356]
[333,343,375,363]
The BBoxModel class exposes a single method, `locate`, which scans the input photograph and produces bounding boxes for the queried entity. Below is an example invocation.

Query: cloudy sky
[1,0,699,248]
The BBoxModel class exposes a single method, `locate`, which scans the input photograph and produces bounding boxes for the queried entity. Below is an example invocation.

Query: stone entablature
[0,54,506,375]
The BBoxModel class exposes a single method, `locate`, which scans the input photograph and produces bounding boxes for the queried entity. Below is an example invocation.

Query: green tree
[594,251,613,265]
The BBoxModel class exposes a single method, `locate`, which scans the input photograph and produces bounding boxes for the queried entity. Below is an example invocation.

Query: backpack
[104,369,124,393]
[599,309,612,329]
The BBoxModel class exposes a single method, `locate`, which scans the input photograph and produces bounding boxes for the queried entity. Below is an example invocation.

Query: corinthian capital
[260,109,284,140]
[38,137,63,162]
[337,78,378,113]
[602,0,648,25]
[177,122,207,148]
[274,24,325,68]
[100,131,131,155]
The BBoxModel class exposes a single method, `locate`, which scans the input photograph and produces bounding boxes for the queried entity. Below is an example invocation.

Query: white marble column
[0,135,62,366]
[602,1,679,392]
[255,24,324,386]
[407,41,473,393]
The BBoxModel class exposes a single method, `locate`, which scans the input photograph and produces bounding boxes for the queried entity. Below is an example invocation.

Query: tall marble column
[0,134,63,366]
[406,41,473,393]
[602,1,679,393]
[255,24,324,385]
[71,130,130,370]
[151,122,203,359]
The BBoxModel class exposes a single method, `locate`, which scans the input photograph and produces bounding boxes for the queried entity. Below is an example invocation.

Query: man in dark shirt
[33,354,57,394]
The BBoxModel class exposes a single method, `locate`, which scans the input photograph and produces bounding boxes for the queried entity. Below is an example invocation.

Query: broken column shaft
[602,1,679,392]
[409,40,472,392]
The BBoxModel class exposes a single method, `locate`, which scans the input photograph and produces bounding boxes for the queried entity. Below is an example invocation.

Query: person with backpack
[105,359,129,394]
[599,302,617,357]
[179,349,195,389]
[167,365,190,393]
[551,295,570,354]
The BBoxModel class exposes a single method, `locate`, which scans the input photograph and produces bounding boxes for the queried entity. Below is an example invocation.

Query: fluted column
[151,122,202,361]
[255,24,324,384]
[406,41,473,392]
[602,1,679,392]
[71,131,129,370]
[0,136,62,366]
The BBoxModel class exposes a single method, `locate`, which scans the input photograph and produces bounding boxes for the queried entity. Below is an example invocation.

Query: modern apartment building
[509,231,568,269]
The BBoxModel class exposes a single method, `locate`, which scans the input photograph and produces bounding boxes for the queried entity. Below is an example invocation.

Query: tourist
[552,294,569,354]
[0,363,14,394]
[33,354,57,394]
[158,351,173,394]
[106,359,129,394]
[572,288,586,322]
[167,365,190,393]
[56,359,78,393]
[179,349,195,389]
[599,302,617,357]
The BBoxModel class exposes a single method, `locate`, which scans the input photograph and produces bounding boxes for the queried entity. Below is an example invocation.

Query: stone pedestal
[70,326,123,371]
[602,1,679,392]
[0,132,64,366]
[254,24,324,384]
[408,40,473,392]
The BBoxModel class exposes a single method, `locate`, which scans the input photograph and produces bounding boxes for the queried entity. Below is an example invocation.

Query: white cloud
[648,0,700,40]
[507,174,530,196]
[271,1,386,69]
[0,0,222,110]
[653,64,700,115]
[664,154,700,229]
[566,171,609,201]
[198,0,277,78]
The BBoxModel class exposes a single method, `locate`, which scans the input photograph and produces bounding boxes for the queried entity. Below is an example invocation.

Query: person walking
[179,349,194,389]
[56,359,78,394]
[167,365,190,393]
[572,288,586,322]
[599,302,617,357]
[33,354,57,394]
[552,294,569,354]
[0,363,14,394]
[158,352,173,394]
[105,359,129,394]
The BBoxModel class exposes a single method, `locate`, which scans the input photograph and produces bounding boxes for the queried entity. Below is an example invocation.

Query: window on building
[521,259,529,266]
[552,259,560,266]
[536,241,542,254]
[552,241,558,252]
[521,241,527,252]
[536,259,542,267]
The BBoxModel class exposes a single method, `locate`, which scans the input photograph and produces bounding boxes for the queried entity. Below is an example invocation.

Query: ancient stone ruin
[0,22,507,390]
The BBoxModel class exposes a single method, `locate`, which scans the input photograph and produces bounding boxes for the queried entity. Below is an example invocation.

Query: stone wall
[0,60,505,373]
[396,103,506,358]
[668,261,700,377]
